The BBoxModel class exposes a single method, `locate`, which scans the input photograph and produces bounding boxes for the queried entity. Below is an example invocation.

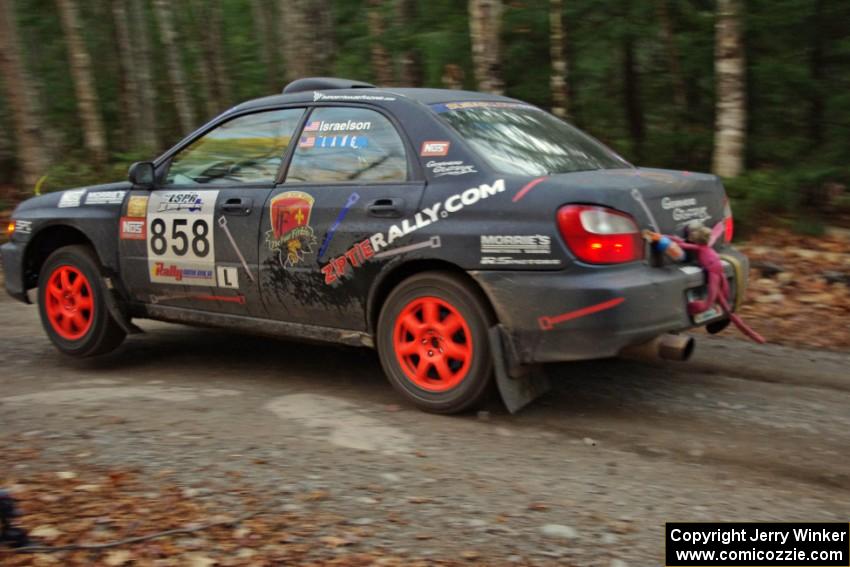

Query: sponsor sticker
[58,189,86,208]
[425,160,477,177]
[480,234,560,266]
[155,191,206,213]
[216,266,239,289]
[299,135,368,149]
[127,195,149,217]
[309,120,372,133]
[146,190,218,286]
[85,190,126,205]
[420,141,450,157]
[120,217,146,240]
[661,196,711,224]
[371,179,506,253]
[480,234,552,255]
[321,179,506,285]
[13,220,32,235]
[266,191,317,268]
[149,263,215,284]
[313,92,395,102]
[321,238,376,285]
[431,101,532,113]
[481,257,561,266]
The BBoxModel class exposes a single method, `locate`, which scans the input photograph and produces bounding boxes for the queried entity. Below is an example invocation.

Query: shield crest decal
[267,191,317,268]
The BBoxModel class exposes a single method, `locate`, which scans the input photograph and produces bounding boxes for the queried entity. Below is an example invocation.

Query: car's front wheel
[377,271,494,414]
[38,245,127,357]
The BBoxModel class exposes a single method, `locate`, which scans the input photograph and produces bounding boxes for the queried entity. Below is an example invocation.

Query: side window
[166,108,304,186]
[285,107,408,183]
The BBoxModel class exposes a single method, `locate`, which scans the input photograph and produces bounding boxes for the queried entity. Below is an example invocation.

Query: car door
[119,108,305,318]
[259,105,425,330]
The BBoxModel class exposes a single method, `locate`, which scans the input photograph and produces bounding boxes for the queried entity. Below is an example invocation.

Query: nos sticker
[146,191,219,286]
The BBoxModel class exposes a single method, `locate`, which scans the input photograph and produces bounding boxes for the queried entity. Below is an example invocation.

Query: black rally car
[2,77,747,413]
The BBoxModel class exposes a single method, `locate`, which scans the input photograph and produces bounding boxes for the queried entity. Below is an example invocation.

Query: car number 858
[149,218,210,258]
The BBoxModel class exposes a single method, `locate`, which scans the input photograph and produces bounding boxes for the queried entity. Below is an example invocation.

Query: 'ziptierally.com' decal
[321,179,506,285]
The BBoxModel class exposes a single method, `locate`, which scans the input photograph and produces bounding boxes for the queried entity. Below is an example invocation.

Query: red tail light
[557,205,644,264]
[722,198,734,243]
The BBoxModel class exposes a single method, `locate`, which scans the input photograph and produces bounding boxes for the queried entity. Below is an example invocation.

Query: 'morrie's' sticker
[420,141,450,157]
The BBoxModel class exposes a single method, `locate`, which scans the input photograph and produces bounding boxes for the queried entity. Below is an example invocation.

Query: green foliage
[725,165,850,234]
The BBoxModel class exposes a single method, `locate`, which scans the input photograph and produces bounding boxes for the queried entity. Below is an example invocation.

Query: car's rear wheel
[377,271,494,414]
[38,245,126,357]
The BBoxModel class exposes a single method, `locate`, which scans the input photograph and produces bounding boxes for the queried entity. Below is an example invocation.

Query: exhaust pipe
[620,334,695,363]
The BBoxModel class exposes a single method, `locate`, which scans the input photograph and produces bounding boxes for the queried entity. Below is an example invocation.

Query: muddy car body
[2,77,748,413]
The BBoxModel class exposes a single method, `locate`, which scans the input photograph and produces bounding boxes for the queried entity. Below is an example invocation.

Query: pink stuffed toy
[645,222,765,344]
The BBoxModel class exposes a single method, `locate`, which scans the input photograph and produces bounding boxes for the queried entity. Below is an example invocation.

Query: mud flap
[488,326,550,414]
[102,277,144,335]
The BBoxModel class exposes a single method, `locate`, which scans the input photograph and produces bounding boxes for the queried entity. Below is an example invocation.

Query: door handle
[221,197,253,215]
[367,198,403,218]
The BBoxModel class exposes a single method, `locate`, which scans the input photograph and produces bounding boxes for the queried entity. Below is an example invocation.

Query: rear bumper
[1,241,28,303]
[471,247,748,364]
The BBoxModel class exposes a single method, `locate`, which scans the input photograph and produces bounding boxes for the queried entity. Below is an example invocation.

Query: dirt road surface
[2,293,850,565]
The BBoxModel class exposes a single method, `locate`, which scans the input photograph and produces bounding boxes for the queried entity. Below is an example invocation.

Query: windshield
[433,102,631,175]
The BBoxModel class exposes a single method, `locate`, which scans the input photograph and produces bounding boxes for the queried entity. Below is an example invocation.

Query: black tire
[38,245,127,357]
[376,271,495,414]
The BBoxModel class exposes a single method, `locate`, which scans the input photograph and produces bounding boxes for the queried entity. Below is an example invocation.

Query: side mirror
[128,161,156,188]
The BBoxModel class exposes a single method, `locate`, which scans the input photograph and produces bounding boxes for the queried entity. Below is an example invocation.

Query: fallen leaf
[320,535,352,547]
[104,550,132,566]
[185,553,217,567]
[31,525,63,539]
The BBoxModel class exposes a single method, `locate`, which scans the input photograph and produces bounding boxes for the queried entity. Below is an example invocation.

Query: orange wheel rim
[393,296,473,392]
[44,265,94,340]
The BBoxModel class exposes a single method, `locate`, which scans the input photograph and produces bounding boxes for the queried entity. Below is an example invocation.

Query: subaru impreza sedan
[2,77,747,413]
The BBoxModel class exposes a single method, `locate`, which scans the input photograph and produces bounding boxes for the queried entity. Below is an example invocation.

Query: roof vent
[283,77,376,95]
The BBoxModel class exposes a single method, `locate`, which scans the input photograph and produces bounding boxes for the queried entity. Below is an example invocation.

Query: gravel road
[2,293,849,566]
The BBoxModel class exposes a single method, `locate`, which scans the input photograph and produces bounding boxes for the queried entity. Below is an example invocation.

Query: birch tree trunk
[712,0,746,178]
[549,0,570,118]
[128,0,157,153]
[368,0,394,86]
[395,0,422,86]
[808,0,824,149]
[250,0,280,92]
[56,0,108,166]
[0,0,49,191]
[153,0,195,136]
[280,0,332,81]
[280,0,309,80]
[207,2,232,108]
[622,21,645,163]
[313,0,334,75]
[187,0,218,119]
[468,0,503,95]
[111,0,141,148]
[655,0,687,116]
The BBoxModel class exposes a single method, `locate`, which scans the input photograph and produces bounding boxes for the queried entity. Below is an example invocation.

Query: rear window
[433,102,631,176]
